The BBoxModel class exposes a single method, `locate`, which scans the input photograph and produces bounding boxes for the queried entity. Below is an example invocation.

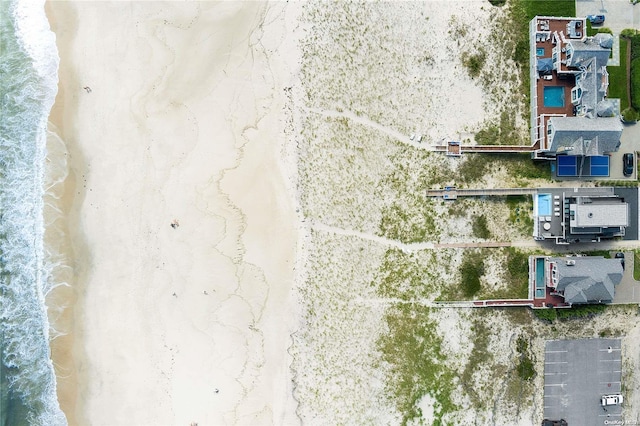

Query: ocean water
[0,0,66,425]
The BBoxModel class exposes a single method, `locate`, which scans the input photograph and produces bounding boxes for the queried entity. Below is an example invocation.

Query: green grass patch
[515,336,536,381]
[581,250,612,259]
[457,154,490,185]
[462,49,487,79]
[556,304,608,320]
[634,251,640,280]
[607,37,629,111]
[460,320,492,406]
[624,31,640,111]
[475,111,522,146]
[506,195,534,234]
[375,249,434,300]
[505,247,530,297]
[379,201,439,244]
[521,0,575,19]
[472,215,491,239]
[378,306,457,425]
[484,247,531,300]
[533,308,557,322]
[460,250,485,298]
[535,303,609,322]
[507,158,551,181]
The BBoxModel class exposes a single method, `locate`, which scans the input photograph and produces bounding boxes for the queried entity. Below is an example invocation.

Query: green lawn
[509,0,577,101]
[522,0,575,20]
[608,38,629,111]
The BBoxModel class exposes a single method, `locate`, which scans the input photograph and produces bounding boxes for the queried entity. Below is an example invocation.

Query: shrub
[621,28,639,39]
[475,125,499,145]
[462,49,487,79]
[622,107,637,123]
[460,254,485,298]
[458,154,490,184]
[472,215,491,239]
[489,0,507,6]
[533,308,557,322]
[555,304,607,320]
[516,336,536,381]
[632,59,640,111]
[513,39,528,65]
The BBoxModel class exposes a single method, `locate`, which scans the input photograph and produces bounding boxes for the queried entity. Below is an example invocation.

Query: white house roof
[571,203,629,228]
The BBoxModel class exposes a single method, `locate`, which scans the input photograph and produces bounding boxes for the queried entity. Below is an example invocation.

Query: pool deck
[532,17,582,152]
[536,76,574,117]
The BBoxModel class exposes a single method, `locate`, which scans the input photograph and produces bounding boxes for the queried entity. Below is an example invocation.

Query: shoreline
[44,2,98,424]
[45,1,301,424]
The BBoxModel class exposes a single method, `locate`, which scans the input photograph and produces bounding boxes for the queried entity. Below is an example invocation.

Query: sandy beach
[42,1,640,424]
[45,1,301,424]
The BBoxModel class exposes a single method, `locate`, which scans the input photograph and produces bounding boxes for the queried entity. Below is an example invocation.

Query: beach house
[532,187,631,244]
[531,255,623,305]
[530,16,623,173]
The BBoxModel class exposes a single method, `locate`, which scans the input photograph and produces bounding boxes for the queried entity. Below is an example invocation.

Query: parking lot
[544,339,622,425]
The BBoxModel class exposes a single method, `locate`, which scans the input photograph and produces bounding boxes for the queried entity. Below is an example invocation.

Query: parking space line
[544,384,565,387]
[546,350,568,353]
[599,348,621,352]
[600,381,621,384]
[598,414,622,418]
[544,372,567,375]
[599,359,621,362]
[545,361,568,364]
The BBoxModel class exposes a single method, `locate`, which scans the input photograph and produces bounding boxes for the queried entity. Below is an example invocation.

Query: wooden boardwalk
[426,187,538,199]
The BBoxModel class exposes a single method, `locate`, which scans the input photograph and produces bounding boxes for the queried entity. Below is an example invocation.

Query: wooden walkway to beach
[426,187,538,199]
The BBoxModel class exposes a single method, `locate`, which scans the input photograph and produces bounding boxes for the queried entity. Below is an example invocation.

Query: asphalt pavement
[544,339,622,425]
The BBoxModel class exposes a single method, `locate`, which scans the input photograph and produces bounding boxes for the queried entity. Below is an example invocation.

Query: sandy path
[45,2,301,424]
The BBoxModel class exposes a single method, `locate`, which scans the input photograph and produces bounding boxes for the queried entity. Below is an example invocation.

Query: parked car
[542,420,567,426]
[602,394,623,406]
[623,153,634,176]
[587,14,605,25]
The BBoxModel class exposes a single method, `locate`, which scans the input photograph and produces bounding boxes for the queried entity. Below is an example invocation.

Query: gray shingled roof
[553,256,623,304]
[568,39,611,69]
[594,33,614,49]
[548,116,622,155]
[597,100,615,117]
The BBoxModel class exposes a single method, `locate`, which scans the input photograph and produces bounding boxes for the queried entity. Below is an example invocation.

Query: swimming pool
[536,258,546,289]
[535,258,546,298]
[537,193,551,216]
[536,47,545,56]
[544,86,565,108]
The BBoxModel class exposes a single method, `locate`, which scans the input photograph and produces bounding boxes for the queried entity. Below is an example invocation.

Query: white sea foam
[0,0,65,424]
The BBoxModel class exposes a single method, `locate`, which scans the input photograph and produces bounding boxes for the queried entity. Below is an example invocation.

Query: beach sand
[45,1,301,424]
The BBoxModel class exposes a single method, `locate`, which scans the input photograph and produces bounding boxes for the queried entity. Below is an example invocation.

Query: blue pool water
[537,194,552,216]
[536,47,545,56]
[536,258,546,289]
[544,86,565,107]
